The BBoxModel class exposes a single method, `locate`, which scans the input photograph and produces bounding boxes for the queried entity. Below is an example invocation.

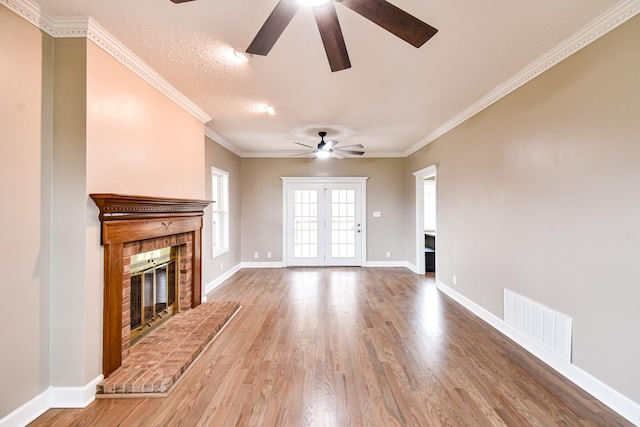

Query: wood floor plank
[29,267,632,426]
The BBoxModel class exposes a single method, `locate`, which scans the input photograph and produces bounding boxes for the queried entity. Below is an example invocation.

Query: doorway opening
[414,165,437,275]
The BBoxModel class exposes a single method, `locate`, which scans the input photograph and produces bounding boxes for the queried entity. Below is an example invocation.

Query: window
[211,167,229,257]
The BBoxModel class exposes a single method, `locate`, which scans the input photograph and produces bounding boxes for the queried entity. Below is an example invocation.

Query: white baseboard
[0,388,50,427]
[50,374,103,408]
[436,281,640,425]
[405,262,419,273]
[365,261,410,268]
[241,261,284,269]
[204,263,242,296]
[0,374,103,427]
[241,261,416,269]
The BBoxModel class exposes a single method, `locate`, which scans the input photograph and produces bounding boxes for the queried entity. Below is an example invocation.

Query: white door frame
[413,165,437,274]
[282,177,368,267]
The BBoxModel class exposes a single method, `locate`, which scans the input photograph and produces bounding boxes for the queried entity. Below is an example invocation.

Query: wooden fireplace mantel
[90,193,213,377]
[91,193,212,222]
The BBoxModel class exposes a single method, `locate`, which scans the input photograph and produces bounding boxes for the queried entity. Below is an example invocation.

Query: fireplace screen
[130,247,178,343]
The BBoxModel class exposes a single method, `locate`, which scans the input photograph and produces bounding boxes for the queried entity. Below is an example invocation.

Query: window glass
[212,168,229,257]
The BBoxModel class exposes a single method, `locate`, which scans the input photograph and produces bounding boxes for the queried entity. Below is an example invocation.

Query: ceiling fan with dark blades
[247,0,438,72]
[284,131,365,159]
[171,0,438,72]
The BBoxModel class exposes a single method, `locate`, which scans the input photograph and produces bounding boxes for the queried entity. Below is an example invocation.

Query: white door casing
[413,165,437,274]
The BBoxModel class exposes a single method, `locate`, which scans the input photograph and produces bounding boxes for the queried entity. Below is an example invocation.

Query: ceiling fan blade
[289,152,315,157]
[324,139,339,149]
[293,141,318,149]
[337,0,438,48]
[335,150,364,155]
[246,0,300,56]
[170,0,197,3]
[334,143,364,150]
[313,2,351,72]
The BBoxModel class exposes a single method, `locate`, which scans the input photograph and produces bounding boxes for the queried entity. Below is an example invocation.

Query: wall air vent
[504,289,573,363]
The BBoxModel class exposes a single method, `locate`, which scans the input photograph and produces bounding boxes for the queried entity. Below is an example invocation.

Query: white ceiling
[33,0,623,156]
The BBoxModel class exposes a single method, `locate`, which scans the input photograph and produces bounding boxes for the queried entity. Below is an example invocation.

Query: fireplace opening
[129,247,179,344]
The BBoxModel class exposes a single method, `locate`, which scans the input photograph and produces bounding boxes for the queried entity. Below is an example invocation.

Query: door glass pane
[330,189,356,258]
[293,189,319,258]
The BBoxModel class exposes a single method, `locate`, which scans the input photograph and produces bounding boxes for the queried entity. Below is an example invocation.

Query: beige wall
[202,137,242,286]
[407,15,640,402]
[50,37,89,387]
[86,43,204,199]
[240,157,406,263]
[0,5,51,418]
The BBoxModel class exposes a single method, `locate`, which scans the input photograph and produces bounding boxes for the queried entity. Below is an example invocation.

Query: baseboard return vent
[504,289,572,363]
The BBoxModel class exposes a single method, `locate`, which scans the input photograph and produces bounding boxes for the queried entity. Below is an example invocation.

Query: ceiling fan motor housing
[318,131,328,150]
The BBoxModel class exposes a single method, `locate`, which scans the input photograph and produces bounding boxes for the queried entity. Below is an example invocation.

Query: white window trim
[211,167,229,258]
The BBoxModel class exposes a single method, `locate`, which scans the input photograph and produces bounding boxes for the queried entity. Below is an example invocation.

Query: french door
[283,178,366,267]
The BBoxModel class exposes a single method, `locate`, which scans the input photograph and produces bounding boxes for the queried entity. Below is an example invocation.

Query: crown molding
[1,0,211,124]
[241,150,404,158]
[204,128,244,157]
[85,18,211,124]
[241,152,404,158]
[1,0,52,33]
[404,0,640,157]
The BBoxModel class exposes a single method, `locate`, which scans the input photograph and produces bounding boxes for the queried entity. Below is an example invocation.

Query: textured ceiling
[33,0,621,156]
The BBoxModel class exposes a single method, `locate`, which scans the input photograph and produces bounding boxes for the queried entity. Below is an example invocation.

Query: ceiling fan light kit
[254,103,277,115]
[232,49,251,63]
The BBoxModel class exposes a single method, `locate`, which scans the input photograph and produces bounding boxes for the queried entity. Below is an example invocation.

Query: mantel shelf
[90,193,213,222]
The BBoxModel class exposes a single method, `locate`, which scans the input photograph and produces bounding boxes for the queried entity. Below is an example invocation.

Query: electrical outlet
[254,252,259,259]
[220,262,224,270]
[453,275,457,285]
[386,251,391,258]
[267,252,272,259]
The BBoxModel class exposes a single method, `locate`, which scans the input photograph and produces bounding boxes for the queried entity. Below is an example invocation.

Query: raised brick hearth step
[97,301,241,397]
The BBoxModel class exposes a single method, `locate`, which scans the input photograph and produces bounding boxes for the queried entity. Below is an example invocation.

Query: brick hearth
[97,301,241,396]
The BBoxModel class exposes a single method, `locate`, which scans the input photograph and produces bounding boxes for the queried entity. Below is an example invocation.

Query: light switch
[373,211,381,218]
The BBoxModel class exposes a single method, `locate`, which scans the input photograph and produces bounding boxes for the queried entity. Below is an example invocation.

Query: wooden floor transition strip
[96,301,241,398]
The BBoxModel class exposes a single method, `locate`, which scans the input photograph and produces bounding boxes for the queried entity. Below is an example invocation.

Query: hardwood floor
[31,268,631,426]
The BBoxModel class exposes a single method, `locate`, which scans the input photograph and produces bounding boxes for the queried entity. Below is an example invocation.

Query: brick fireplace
[91,194,211,377]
